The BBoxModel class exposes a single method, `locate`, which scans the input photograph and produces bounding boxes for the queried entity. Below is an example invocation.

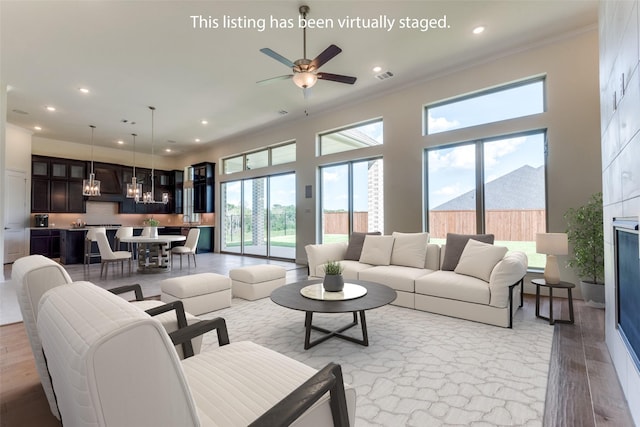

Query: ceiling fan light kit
[259,5,357,92]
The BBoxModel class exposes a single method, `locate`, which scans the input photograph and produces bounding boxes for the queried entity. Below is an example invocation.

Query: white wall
[1,82,6,279]
[178,28,602,269]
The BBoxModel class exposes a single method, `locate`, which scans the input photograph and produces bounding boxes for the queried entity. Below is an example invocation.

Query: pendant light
[82,125,101,196]
[126,133,142,201]
[137,106,168,204]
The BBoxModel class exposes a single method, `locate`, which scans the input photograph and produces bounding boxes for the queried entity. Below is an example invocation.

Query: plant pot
[149,226,158,238]
[323,274,344,292]
[580,280,605,309]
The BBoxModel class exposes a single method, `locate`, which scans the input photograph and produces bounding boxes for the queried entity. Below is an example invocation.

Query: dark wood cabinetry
[31,156,86,213]
[193,162,215,213]
[173,170,184,214]
[120,167,175,214]
[30,229,60,258]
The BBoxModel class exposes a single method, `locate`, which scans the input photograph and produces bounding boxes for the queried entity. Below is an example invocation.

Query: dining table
[119,235,186,273]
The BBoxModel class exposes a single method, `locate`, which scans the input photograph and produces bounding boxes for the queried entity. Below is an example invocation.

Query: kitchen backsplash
[33,202,215,227]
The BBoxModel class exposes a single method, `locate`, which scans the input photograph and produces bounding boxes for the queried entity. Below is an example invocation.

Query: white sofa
[305,233,527,328]
[37,281,356,426]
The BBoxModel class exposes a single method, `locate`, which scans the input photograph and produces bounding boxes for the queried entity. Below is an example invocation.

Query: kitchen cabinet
[30,229,60,258]
[59,228,117,265]
[31,156,86,213]
[120,168,174,214]
[193,162,215,213]
[173,170,184,214]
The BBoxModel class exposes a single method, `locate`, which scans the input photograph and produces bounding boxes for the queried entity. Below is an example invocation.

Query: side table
[532,278,575,325]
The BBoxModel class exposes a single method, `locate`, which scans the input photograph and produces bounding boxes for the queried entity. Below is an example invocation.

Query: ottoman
[160,273,231,315]
[230,264,287,300]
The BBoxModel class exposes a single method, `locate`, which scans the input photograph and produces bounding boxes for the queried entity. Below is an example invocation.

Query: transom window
[425,78,545,135]
[319,119,383,156]
[223,141,296,174]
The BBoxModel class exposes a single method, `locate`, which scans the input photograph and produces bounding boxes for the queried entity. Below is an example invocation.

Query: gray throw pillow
[345,231,381,260]
[441,233,495,271]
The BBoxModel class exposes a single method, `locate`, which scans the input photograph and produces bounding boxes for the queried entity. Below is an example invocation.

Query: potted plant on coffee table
[564,192,605,308]
[323,260,344,292]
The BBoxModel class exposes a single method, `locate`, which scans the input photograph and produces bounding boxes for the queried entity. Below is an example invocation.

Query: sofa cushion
[359,235,395,266]
[345,231,381,260]
[315,260,373,280]
[415,270,490,305]
[441,233,495,271]
[359,265,434,293]
[454,239,508,282]
[390,232,429,268]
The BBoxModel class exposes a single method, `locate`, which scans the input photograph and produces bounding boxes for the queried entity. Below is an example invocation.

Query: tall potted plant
[564,192,605,308]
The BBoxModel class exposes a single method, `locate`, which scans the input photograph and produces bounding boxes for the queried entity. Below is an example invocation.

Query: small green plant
[145,218,160,227]
[564,192,604,284]
[323,260,343,276]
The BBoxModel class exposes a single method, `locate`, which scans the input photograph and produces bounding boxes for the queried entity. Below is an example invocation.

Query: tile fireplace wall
[600,1,640,423]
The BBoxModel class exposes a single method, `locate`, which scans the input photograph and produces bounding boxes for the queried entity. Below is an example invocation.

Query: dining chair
[84,227,106,272]
[114,226,134,251]
[95,231,132,278]
[171,228,200,269]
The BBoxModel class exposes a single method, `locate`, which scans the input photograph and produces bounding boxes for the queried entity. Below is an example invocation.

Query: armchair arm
[249,362,350,427]
[109,284,144,301]
[168,317,230,358]
[145,300,192,356]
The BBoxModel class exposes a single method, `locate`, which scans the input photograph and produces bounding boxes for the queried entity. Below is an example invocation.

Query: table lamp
[536,233,568,284]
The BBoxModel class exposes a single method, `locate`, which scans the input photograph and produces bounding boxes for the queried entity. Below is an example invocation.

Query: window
[222,142,296,174]
[426,131,546,268]
[271,142,296,165]
[220,173,296,259]
[426,78,545,135]
[320,158,384,243]
[319,119,383,156]
[223,156,243,174]
[246,150,268,170]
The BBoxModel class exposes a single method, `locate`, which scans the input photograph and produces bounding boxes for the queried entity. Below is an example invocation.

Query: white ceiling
[1,1,597,156]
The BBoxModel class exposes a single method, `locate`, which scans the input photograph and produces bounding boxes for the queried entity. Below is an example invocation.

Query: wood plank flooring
[0,254,635,426]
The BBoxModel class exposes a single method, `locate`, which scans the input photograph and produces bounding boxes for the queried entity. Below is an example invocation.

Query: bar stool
[84,227,106,273]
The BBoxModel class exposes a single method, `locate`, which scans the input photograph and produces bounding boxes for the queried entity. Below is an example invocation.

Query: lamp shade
[293,71,317,89]
[535,233,568,255]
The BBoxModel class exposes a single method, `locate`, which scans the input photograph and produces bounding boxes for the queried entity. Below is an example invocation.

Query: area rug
[201,298,553,426]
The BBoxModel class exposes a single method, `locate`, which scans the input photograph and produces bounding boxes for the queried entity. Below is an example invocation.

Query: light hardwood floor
[0,253,635,426]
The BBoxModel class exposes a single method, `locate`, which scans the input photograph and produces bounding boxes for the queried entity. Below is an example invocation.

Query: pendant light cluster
[130,106,168,205]
[83,106,168,204]
[82,125,101,196]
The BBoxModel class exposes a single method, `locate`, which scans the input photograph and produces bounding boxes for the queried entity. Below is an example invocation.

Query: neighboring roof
[432,165,545,210]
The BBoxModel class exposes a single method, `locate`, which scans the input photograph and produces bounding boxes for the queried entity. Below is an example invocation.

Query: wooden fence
[324,209,546,242]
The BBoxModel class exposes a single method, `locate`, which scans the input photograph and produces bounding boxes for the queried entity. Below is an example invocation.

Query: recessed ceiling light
[195,138,201,143]
[372,66,382,73]
[46,106,56,112]
[201,120,208,125]
[473,26,485,35]
[165,148,172,153]
[79,87,90,94]
[34,126,42,131]
[117,140,124,145]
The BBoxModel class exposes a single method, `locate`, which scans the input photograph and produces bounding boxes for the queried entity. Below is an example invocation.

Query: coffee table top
[271,279,397,314]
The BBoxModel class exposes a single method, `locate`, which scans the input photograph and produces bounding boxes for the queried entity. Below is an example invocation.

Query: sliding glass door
[221,173,296,259]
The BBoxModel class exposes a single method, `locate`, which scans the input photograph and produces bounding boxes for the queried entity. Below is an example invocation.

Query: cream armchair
[37,282,356,426]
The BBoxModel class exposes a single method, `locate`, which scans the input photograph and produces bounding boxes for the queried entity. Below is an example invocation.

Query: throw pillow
[441,233,495,271]
[454,239,508,282]
[390,232,430,268]
[359,235,395,266]
[345,231,382,261]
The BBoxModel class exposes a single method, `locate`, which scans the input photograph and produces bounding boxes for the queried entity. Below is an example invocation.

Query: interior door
[4,170,28,263]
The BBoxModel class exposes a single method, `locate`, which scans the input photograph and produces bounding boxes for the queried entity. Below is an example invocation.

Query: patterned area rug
[201,298,553,427]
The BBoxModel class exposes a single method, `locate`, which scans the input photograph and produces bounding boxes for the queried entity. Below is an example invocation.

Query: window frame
[222,141,296,175]
[318,118,383,156]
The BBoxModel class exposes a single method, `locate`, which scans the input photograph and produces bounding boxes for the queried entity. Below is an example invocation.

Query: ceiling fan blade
[309,44,342,71]
[256,75,293,85]
[260,48,295,68]
[317,72,357,85]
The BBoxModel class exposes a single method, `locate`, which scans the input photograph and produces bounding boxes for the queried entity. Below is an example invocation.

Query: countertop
[31,224,215,231]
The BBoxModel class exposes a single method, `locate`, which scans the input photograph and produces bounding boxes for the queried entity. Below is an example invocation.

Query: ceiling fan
[258,5,357,91]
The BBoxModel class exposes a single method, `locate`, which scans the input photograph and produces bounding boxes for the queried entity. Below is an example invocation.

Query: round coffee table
[271,279,397,349]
